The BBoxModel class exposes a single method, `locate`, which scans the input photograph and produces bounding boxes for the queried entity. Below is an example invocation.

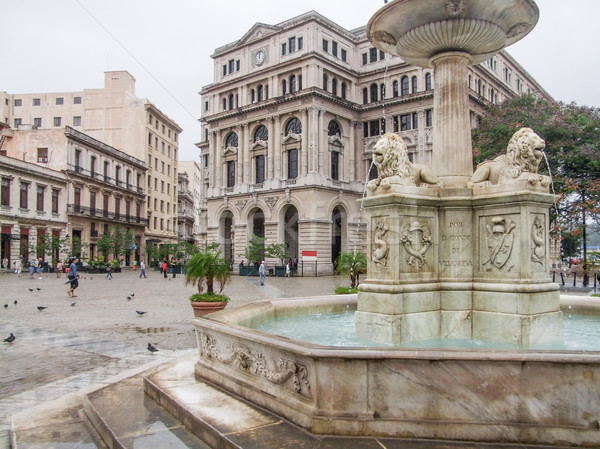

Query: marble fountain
[167,0,600,447]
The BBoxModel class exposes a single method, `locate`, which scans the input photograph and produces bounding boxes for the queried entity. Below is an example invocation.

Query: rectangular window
[136,202,141,220]
[400,114,411,131]
[161,161,165,173]
[104,161,109,181]
[52,189,59,213]
[20,182,28,209]
[14,118,22,128]
[126,200,131,219]
[341,49,347,62]
[369,48,377,63]
[32,98,41,106]
[255,155,265,183]
[331,151,339,181]
[227,161,235,187]
[393,116,399,133]
[281,42,287,55]
[412,112,418,129]
[115,197,120,219]
[161,180,164,192]
[369,120,380,137]
[56,97,64,105]
[103,194,109,218]
[322,39,329,52]
[332,41,338,57]
[289,37,296,52]
[148,132,152,146]
[90,191,96,215]
[204,154,209,167]
[161,142,165,153]
[154,178,157,190]
[298,37,303,50]
[73,96,82,104]
[53,117,61,127]
[1,178,10,206]
[222,64,227,76]
[36,186,44,211]
[74,187,81,213]
[363,122,369,138]
[14,99,22,107]
[37,147,48,163]
[33,117,42,127]
[425,109,433,127]
[160,200,164,212]
[288,149,298,179]
[228,59,234,74]
[73,116,81,126]
[236,60,240,71]
[362,53,368,65]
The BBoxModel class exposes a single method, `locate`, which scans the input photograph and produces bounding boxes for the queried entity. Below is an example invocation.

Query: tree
[335,250,367,289]
[472,95,600,280]
[184,243,231,298]
[112,225,125,258]
[243,234,266,263]
[97,231,113,259]
[266,242,289,265]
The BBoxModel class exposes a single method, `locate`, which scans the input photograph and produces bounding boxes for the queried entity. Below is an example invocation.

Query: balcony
[66,164,145,195]
[67,204,149,226]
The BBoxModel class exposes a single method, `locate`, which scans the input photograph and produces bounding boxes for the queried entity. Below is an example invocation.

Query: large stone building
[1,71,182,255]
[198,11,549,274]
[0,126,147,265]
[178,161,204,247]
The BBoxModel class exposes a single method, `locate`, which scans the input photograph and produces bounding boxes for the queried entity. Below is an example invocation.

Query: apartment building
[198,11,550,274]
[178,161,204,247]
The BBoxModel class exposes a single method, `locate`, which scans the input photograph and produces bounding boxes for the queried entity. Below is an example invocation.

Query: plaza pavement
[0,268,345,449]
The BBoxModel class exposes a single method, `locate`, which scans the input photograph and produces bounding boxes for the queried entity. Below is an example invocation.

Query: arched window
[380,83,385,100]
[323,74,328,91]
[251,89,255,103]
[254,125,268,142]
[328,120,341,137]
[401,76,409,95]
[285,118,302,135]
[228,93,235,110]
[257,85,264,101]
[290,75,297,93]
[282,79,287,95]
[425,72,432,91]
[332,78,338,96]
[363,88,368,104]
[225,132,238,148]
[393,80,398,97]
[222,98,226,111]
[370,83,378,102]
[341,82,347,99]
[411,76,417,93]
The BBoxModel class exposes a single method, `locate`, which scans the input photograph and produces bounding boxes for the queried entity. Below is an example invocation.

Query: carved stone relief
[482,216,516,271]
[399,220,432,272]
[264,196,279,209]
[531,215,545,266]
[446,0,465,16]
[198,333,312,398]
[234,200,248,213]
[372,218,390,266]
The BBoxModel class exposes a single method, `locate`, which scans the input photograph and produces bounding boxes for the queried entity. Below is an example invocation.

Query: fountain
[186,1,600,446]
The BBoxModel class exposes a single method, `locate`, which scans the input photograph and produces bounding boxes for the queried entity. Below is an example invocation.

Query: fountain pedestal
[356,182,562,345]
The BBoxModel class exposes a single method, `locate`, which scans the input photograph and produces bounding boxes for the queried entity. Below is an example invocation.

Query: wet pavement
[0,268,344,448]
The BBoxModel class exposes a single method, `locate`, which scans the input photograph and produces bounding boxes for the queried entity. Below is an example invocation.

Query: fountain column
[430,52,473,187]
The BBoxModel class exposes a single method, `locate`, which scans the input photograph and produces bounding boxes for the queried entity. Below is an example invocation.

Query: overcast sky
[2,0,599,162]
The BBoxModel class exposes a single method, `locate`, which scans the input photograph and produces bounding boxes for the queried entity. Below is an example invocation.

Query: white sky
[2,0,599,162]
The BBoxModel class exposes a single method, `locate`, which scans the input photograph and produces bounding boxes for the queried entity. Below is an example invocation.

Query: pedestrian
[139,259,147,278]
[56,260,63,278]
[162,260,168,279]
[37,258,44,279]
[171,259,177,278]
[133,259,138,271]
[105,261,113,280]
[67,257,80,297]
[258,260,266,286]
[285,261,290,277]
[2,257,7,271]
[14,259,22,276]
[28,258,35,279]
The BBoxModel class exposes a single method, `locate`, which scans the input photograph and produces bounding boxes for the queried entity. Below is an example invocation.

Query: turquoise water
[254,311,600,351]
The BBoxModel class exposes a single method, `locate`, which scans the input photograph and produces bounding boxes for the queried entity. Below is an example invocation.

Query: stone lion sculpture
[367,133,440,191]
[469,127,550,188]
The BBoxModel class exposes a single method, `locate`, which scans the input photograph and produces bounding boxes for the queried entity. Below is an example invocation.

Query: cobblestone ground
[0,268,346,448]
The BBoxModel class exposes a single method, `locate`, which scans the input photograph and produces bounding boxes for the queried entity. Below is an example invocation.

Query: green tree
[266,242,289,265]
[97,231,113,259]
[112,225,125,258]
[71,235,83,258]
[335,250,367,289]
[243,234,266,263]
[184,244,231,298]
[472,95,600,278]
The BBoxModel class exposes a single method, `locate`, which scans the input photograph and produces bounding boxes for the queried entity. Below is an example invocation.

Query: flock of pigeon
[3,288,158,354]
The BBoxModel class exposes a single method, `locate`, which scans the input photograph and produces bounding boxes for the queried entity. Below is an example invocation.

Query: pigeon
[36,288,41,291]
[14,300,17,305]
[3,333,15,343]
[28,288,34,292]
[136,310,147,316]
[127,296,132,301]
[147,343,158,354]
[71,301,76,307]
[130,293,135,297]
[3,304,7,309]
[90,277,93,280]
[37,306,47,311]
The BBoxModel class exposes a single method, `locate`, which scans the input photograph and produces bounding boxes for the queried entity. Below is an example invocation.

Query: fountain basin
[193,295,600,446]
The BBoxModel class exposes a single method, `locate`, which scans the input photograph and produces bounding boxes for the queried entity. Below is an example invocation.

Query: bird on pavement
[71,301,76,306]
[37,306,47,311]
[127,296,132,301]
[136,310,147,316]
[3,304,7,309]
[3,333,15,343]
[28,288,34,292]
[131,293,135,297]
[36,287,41,291]
[147,343,158,354]
[14,300,17,305]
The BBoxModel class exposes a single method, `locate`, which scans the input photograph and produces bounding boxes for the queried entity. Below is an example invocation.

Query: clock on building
[254,50,265,65]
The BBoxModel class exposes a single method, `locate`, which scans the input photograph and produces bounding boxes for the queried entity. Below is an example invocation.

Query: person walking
[56,260,63,278]
[133,259,138,271]
[67,257,80,297]
[105,261,113,280]
[37,258,44,280]
[139,259,147,278]
[285,261,291,278]
[258,260,266,286]
[14,258,22,276]
[162,260,168,279]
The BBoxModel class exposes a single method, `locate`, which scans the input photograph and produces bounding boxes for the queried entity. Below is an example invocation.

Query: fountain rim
[194,294,600,364]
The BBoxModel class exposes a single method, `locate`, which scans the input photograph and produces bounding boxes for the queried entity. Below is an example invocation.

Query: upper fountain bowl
[367,0,539,67]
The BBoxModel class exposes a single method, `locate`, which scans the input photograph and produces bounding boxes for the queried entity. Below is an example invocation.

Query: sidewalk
[0,270,345,448]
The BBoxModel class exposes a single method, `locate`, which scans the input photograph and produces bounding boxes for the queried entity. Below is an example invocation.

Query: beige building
[0,126,147,264]
[198,11,550,274]
[1,71,182,255]
[178,161,204,247]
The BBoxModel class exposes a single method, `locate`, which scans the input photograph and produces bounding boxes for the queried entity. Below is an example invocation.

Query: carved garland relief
[399,220,432,272]
[198,333,312,398]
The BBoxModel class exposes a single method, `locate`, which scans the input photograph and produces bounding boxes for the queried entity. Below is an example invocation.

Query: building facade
[178,161,204,247]
[1,71,182,257]
[198,11,550,274]
[0,126,147,264]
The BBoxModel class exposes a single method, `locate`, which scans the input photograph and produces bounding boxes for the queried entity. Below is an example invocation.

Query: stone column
[430,52,473,187]
[302,108,310,175]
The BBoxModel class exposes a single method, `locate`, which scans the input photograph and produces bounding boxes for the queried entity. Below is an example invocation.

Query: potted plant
[110,258,122,273]
[185,243,231,317]
[335,250,367,290]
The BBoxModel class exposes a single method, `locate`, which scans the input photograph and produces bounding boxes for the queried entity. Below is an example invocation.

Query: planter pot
[191,301,227,317]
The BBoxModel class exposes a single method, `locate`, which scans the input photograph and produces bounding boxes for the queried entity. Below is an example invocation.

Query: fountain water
[187,1,600,446]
